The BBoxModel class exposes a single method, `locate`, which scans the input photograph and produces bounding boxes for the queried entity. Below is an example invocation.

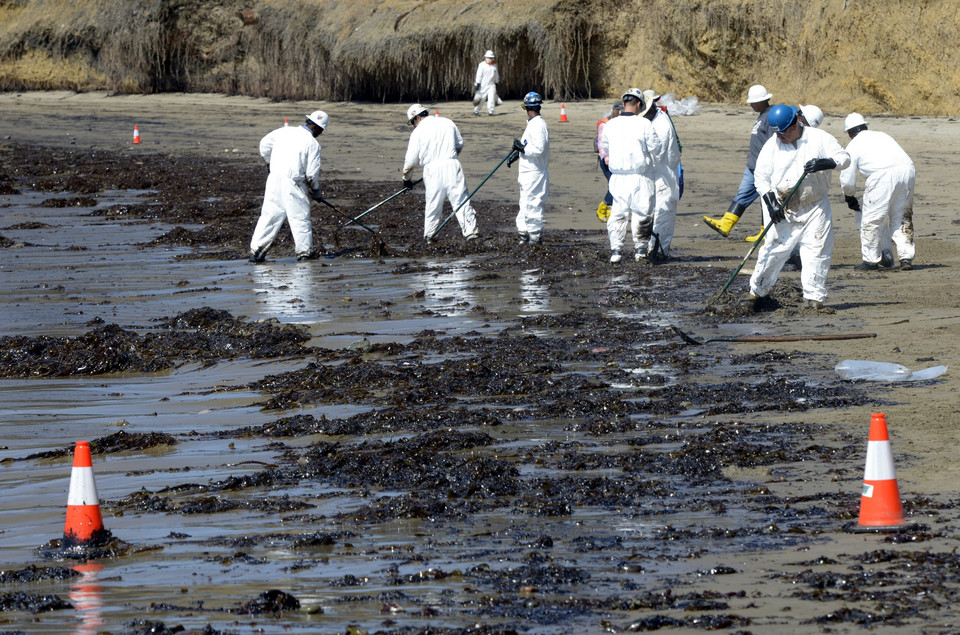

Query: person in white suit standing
[599,88,662,263]
[512,91,550,245]
[249,110,327,263]
[473,50,500,116]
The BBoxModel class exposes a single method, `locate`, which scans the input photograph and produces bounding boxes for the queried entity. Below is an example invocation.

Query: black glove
[762,191,785,224]
[507,150,521,168]
[474,83,480,91]
[512,138,526,154]
[402,178,414,190]
[845,195,861,211]
[803,158,837,173]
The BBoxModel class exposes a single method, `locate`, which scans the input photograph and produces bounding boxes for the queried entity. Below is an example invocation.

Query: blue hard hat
[522,91,543,108]
[768,104,798,133]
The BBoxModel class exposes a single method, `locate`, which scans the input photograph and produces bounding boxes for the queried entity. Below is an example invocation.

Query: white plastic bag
[659,93,701,116]
[835,359,948,382]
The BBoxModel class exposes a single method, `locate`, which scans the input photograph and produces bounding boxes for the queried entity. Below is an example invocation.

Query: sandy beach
[2,91,960,632]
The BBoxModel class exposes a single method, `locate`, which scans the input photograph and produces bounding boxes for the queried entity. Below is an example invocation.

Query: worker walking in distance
[594,101,623,222]
[839,113,916,270]
[402,104,480,242]
[599,88,662,263]
[249,110,327,263]
[512,91,550,245]
[473,50,500,116]
[702,84,775,239]
[742,105,850,311]
[642,89,681,259]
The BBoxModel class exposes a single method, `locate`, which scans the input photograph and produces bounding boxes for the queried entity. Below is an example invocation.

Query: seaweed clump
[0,308,312,378]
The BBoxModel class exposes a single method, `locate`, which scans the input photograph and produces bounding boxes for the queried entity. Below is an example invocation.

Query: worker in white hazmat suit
[599,88,662,263]
[249,110,327,262]
[512,91,550,244]
[743,105,850,310]
[473,51,500,116]
[839,112,916,270]
[402,104,479,242]
[773,103,825,272]
[745,103,824,249]
[641,89,681,259]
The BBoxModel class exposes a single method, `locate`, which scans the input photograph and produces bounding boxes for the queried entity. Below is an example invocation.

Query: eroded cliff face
[0,0,957,115]
[598,0,960,116]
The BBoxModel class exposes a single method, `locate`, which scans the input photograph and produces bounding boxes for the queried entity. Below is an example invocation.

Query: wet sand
[2,92,960,633]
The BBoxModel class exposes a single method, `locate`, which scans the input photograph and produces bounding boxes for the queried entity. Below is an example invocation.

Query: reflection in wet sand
[409,259,476,316]
[251,259,335,325]
[519,268,550,314]
[70,562,104,635]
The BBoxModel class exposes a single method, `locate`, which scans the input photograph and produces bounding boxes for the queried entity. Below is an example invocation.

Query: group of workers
[698,84,916,309]
[249,49,548,259]
[247,63,916,312]
[400,88,550,245]
[595,88,682,263]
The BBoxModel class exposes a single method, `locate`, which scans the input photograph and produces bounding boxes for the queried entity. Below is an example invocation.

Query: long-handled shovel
[427,148,515,242]
[670,324,877,346]
[310,192,388,256]
[333,178,423,242]
[704,172,808,309]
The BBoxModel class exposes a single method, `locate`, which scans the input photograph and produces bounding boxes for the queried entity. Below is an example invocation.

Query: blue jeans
[599,156,613,205]
[732,166,760,213]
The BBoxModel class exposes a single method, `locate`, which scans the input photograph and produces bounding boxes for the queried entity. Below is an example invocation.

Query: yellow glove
[596,201,611,223]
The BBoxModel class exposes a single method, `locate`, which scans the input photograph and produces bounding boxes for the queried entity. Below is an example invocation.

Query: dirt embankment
[0,0,957,115]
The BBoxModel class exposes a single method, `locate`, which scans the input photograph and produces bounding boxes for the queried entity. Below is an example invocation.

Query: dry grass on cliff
[237,0,597,102]
[0,0,597,101]
[604,0,960,116]
[0,0,958,115]
[0,0,232,93]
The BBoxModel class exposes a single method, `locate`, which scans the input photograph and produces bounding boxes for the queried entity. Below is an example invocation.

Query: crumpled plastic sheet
[659,93,701,116]
[835,359,948,382]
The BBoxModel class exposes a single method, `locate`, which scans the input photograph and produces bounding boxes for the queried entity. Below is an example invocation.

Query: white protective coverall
[750,127,850,303]
[473,60,500,115]
[516,114,550,241]
[839,130,916,265]
[250,125,322,257]
[599,113,662,254]
[403,116,479,240]
[648,108,681,256]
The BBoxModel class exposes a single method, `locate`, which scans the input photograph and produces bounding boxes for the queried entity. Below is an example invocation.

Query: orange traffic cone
[132,125,141,144]
[63,441,109,550]
[559,104,568,122]
[284,118,289,127]
[434,109,439,117]
[852,413,907,531]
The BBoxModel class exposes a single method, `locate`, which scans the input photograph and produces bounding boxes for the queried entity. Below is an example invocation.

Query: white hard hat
[406,103,429,124]
[799,104,823,128]
[306,110,328,130]
[484,50,495,58]
[621,88,645,109]
[844,112,867,131]
[746,84,772,104]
